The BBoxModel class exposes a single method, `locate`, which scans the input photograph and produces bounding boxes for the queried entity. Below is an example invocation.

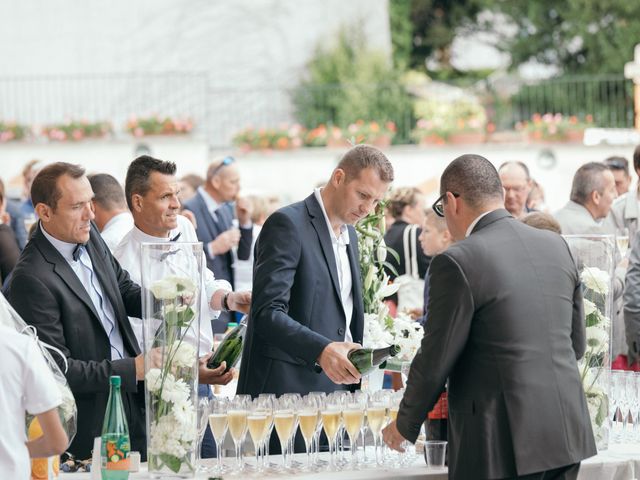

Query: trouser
[197,384,217,459]
[499,462,580,480]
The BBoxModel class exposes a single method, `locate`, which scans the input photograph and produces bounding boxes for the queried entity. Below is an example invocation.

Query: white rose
[172,399,196,427]
[581,267,610,295]
[583,298,597,317]
[586,326,609,351]
[145,368,165,393]
[171,341,197,369]
[160,378,190,404]
[150,278,177,300]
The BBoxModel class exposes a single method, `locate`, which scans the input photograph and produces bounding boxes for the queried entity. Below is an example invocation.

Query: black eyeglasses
[209,156,235,177]
[605,159,628,171]
[432,192,460,217]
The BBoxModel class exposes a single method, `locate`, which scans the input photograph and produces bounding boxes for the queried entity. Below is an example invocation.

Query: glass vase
[141,242,203,478]
[564,234,614,451]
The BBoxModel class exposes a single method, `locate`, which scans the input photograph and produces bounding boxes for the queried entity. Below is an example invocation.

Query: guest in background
[607,146,640,245]
[0,324,68,479]
[178,173,204,204]
[522,211,562,234]
[0,179,20,286]
[88,173,134,252]
[383,154,596,480]
[6,160,43,249]
[498,161,534,219]
[604,155,632,196]
[527,179,549,213]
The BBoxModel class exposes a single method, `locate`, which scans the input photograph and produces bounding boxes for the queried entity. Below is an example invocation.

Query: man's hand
[198,354,234,385]
[382,420,407,453]
[209,228,241,255]
[229,291,251,313]
[134,348,164,381]
[406,307,423,321]
[317,342,362,385]
[236,197,253,226]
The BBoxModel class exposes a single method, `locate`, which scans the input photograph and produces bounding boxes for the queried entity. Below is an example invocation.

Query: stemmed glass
[227,395,249,472]
[195,397,210,472]
[297,396,320,471]
[353,391,370,463]
[343,393,365,468]
[208,397,228,475]
[616,227,630,258]
[247,399,269,472]
[321,395,343,471]
[273,396,297,470]
[282,393,302,468]
[612,370,627,443]
[307,391,327,466]
[368,393,389,465]
[257,393,276,468]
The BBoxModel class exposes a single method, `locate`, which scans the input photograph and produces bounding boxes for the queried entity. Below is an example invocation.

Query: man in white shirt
[0,324,68,479]
[88,173,134,252]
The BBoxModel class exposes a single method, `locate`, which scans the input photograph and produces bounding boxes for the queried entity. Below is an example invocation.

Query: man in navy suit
[184,157,252,331]
[237,145,394,398]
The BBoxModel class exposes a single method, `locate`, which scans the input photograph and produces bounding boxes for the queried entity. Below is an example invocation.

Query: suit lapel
[193,192,219,239]
[346,226,364,343]
[305,195,342,302]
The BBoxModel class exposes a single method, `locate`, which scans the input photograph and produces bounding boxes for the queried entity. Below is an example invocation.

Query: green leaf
[159,454,183,473]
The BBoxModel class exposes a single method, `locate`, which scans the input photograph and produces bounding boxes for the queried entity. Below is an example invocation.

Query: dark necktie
[72,243,84,262]
[170,232,182,242]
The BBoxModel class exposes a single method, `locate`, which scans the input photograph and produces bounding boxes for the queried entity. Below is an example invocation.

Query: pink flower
[72,129,83,140]
[134,127,144,137]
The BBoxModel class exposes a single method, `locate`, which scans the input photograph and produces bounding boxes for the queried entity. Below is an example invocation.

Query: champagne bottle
[206,316,247,372]
[347,344,401,375]
[101,376,130,480]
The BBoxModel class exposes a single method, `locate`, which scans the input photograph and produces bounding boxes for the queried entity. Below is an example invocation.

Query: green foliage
[292,25,414,143]
[389,0,413,69]
[482,0,640,74]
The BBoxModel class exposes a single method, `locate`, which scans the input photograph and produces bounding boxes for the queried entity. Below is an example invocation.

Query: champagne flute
[367,396,388,465]
[616,227,630,257]
[353,391,370,463]
[247,399,269,472]
[297,396,320,471]
[257,393,276,468]
[343,396,365,468]
[307,391,327,466]
[208,397,228,474]
[195,397,210,472]
[321,396,343,471]
[227,396,249,472]
[273,396,296,470]
[282,393,302,468]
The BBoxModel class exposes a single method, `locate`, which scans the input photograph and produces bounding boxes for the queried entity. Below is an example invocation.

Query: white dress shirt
[101,211,134,252]
[114,215,231,355]
[314,188,354,342]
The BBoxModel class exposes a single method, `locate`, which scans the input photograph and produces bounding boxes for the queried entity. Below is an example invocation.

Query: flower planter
[142,242,203,478]
[370,135,392,148]
[447,131,485,144]
[327,136,351,148]
[565,130,585,143]
[418,134,446,146]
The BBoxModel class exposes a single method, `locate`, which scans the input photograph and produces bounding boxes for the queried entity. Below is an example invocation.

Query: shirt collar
[40,223,79,262]
[465,210,494,238]
[198,186,220,214]
[313,188,350,245]
[103,211,131,231]
[131,224,176,243]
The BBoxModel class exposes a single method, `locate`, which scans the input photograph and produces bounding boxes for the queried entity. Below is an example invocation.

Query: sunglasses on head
[432,192,460,217]
[210,156,235,177]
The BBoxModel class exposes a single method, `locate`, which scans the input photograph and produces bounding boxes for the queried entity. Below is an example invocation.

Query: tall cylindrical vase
[564,234,614,451]
[141,242,203,478]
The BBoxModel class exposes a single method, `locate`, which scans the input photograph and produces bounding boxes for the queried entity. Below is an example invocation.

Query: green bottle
[101,376,130,480]
[206,316,248,372]
[348,344,401,375]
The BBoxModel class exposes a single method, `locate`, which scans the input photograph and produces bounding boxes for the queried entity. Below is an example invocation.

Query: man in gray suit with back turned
[383,154,595,480]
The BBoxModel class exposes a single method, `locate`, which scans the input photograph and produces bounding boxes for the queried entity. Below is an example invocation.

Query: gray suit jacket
[237,194,364,397]
[396,209,596,479]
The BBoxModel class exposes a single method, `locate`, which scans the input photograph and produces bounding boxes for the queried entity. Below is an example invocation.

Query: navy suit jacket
[184,191,252,287]
[237,194,364,397]
[6,224,145,459]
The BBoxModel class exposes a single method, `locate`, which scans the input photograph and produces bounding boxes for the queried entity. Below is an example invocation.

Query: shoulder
[183,192,203,212]
[177,214,198,240]
[113,229,135,261]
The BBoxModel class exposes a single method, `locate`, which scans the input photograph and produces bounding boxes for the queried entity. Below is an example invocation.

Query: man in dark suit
[383,154,596,480]
[6,163,147,460]
[183,157,252,331]
[237,144,394,398]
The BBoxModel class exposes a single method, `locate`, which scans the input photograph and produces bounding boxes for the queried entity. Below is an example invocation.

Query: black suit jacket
[183,191,252,286]
[237,193,364,397]
[383,220,431,280]
[6,224,145,459]
[396,209,596,479]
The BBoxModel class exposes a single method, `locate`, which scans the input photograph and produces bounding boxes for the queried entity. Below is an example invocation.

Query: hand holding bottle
[317,342,362,385]
[199,354,234,385]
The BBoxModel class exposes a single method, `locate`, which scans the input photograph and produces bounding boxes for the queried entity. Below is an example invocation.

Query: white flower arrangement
[357,203,424,363]
[146,275,200,474]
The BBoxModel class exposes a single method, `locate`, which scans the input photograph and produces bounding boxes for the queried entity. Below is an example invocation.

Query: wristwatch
[222,291,232,312]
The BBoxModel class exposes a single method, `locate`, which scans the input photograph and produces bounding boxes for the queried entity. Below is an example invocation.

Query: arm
[110,250,142,319]
[395,253,474,443]
[251,212,333,365]
[8,272,139,393]
[26,408,68,458]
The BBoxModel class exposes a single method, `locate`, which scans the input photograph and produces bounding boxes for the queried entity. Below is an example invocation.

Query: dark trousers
[197,384,217,459]
[500,463,580,480]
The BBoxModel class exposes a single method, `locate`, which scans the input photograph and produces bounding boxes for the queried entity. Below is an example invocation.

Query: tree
[482,0,640,74]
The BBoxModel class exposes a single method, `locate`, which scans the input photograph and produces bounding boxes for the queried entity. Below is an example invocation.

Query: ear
[35,203,50,222]
[331,168,346,187]
[446,191,460,214]
[131,193,144,213]
[591,190,601,206]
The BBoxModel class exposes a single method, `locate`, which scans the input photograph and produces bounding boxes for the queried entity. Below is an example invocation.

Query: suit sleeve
[109,248,142,319]
[624,232,640,362]
[250,211,331,365]
[238,225,253,261]
[7,272,138,394]
[396,253,474,443]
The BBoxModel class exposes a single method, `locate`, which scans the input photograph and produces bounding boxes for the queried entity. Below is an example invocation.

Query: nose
[84,202,95,220]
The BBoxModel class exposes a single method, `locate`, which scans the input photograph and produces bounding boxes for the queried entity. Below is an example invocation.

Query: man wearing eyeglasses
[384,154,596,480]
[183,156,253,331]
[498,161,534,219]
[607,151,639,243]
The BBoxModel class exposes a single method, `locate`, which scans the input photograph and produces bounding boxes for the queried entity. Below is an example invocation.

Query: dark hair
[0,178,4,205]
[31,162,85,211]
[88,173,127,211]
[440,154,503,209]
[604,156,629,175]
[521,212,562,234]
[387,187,422,220]
[337,144,394,183]
[634,145,640,173]
[498,160,531,180]
[570,162,609,205]
[125,155,177,210]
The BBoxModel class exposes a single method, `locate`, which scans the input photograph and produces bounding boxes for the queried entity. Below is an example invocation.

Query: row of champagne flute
[198,389,411,474]
[611,370,640,444]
